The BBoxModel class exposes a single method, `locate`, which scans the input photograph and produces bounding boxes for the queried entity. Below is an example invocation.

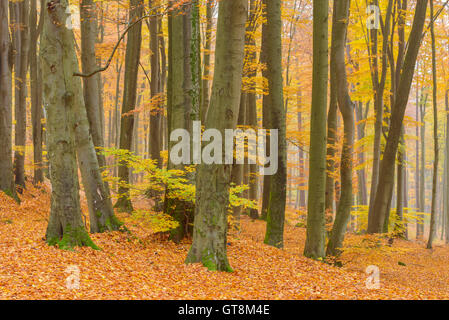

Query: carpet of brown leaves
[1,183,449,300]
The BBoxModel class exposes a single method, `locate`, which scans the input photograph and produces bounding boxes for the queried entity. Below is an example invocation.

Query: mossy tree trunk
[303,0,328,260]
[263,0,286,249]
[41,0,97,250]
[185,0,247,271]
[115,0,143,213]
[165,0,200,243]
[0,0,17,200]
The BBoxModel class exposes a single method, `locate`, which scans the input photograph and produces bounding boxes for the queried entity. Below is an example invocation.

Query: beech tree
[115,0,144,212]
[0,0,16,199]
[368,0,428,234]
[185,0,248,271]
[304,0,328,260]
[263,0,286,249]
[41,0,97,249]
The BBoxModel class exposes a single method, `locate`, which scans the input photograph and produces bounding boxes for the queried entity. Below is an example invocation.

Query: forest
[1,0,449,301]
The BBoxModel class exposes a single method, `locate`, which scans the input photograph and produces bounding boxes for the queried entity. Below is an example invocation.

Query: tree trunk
[41,0,97,249]
[201,0,214,123]
[29,0,44,185]
[427,0,438,249]
[185,0,247,271]
[0,0,16,199]
[326,0,354,257]
[12,0,30,190]
[445,89,449,243]
[418,91,427,238]
[148,0,162,169]
[115,0,143,212]
[304,0,328,260]
[263,0,286,248]
[368,0,428,234]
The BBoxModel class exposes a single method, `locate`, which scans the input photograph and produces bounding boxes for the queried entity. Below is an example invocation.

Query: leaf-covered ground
[1,184,448,300]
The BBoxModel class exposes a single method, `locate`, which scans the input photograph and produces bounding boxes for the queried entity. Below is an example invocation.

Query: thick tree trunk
[326,0,354,257]
[41,0,97,249]
[0,0,16,199]
[304,0,328,260]
[115,0,143,212]
[368,0,428,234]
[185,0,247,271]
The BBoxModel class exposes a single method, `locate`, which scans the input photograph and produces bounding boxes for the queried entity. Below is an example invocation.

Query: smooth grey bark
[185,0,247,271]
[304,0,328,260]
[115,0,143,212]
[41,0,97,249]
[0,0,16,199]
[263,0,286,249]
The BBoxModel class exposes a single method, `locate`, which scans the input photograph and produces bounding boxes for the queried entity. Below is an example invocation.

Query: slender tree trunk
[325,26,338,222]
[201,0,214,123]
[29,0,44,185]
[427,0,438,249]
[115,0,144,212]
[326,0,354,257]
[41,0,97,249]
[355,102,368,207]
[367,0,393,227]
[0,0,16,199]
[185,0,247,271]
[368,0,428,234]
[304,0,328,259]
[263,0,286,248]
[12,0,30,190]
[418,91,427,238]
[445,89,449,243]
[148,0,162,169]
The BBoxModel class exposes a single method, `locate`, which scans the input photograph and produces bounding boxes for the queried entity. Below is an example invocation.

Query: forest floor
[1,183,449,300]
